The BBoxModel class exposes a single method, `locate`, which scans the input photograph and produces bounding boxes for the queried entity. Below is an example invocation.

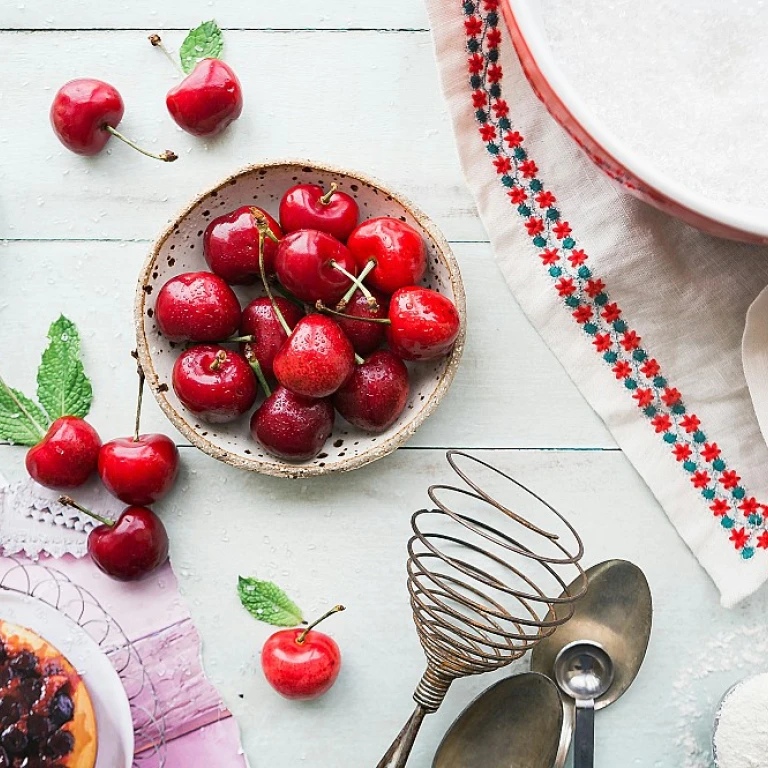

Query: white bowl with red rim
[502,0,768,244]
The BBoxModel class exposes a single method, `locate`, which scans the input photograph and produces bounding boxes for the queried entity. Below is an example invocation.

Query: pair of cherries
[25,373,177,582]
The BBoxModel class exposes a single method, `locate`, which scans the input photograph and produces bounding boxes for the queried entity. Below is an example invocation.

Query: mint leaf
[237,577,304,627]
[179,20,224,74]
[36,315,92,421]
[0,376,48,446]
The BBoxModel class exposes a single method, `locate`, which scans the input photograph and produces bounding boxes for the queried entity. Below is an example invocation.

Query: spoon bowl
[432,672,563,768]
[554,641,614,702]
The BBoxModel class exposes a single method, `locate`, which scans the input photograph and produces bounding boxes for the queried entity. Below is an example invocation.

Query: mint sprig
[37,315,93,421]
[179,20,224,75]
[237,576,305,627]
[0,377,48,446]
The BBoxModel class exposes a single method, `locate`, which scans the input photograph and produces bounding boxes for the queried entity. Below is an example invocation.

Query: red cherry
[172,345,257,423]
[334,351,409,433]
[240,297,304,380]
[60,497,168,581]
[204,206,283,285]
[25,417,101,491]
[166,59,243,137]
[275,230,357,305]
[50,79,176,161]
[261,606,344,700]
[346,218,427,295]
[155,271,241,342]
[273,315,355,398]
[279,183,359,242]
[335,288,389,356]
[98,435,179,505]
[387,287,461,361]
[250,386,334,462]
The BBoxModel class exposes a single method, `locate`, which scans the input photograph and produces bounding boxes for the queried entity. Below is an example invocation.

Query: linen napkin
[426,0,768,606]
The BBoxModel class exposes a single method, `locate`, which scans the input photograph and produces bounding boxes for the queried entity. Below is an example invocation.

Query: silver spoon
[531,559,653,767]
[432,672,563,768]
[554,641,614,768]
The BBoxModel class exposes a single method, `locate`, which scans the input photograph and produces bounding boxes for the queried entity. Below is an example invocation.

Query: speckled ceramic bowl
[135,160,466,478]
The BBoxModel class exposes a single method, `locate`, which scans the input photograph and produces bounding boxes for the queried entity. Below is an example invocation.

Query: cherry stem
[209,349,227,372]
[337,258,377,311]
[296,605,346,644]
[148,33,185,77]
[315,301,390,325]
[354,353,365,365]
[319,183,338,206]
[103,125,177,163]
[330,260,378,311]
[58,496,114,528]
[133,365,145,442]
[220,335,256,344]
[245,350,271,398]
[250,209,293,337]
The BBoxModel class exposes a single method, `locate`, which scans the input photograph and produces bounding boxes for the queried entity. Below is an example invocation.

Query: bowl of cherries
[135,160,466,477]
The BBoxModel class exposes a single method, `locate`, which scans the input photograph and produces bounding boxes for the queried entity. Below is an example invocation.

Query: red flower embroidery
[464,16,483,36]
[508,186,527,204]
[601,303,621,322]
[519,159,538,178]
[479,124,496,142]
[730,527,749,549]
[494,156,512,174]
[552,221,572,239]
[758,531,768,549]
[720,470,741,490]
[539,248,559,265]
[487,64,503,83]
[711,499,730,517]
[593,334,611,352]
[673,444,692,462]
[633,388,653,408]
[612,361,632,379]
[468,53,484,74]
[585,278,605,298]
[504,131,523,147]
[573,305,594,324]
[483,0,499,9]
[486,27,501,47]
[651,414,672,433]
[680,414,701,434]
[739,497,759,515]
[555,277,576,297]
[568,249,588,266]
[692,471,711,489]
[701,443,721,462]
[620,330,641,351]
[525,217,544,236]
[492,99,509,118]
[640,358,660,378]
[473,90,488,109]
[535,191,556,208]
[661,387,681,406]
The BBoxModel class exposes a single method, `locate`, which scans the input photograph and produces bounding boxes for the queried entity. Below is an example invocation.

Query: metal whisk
[377,450,587,768]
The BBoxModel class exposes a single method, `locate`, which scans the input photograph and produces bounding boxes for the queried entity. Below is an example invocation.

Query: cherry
[279,183,359,242]
[387,287,461,361]
[273,315,355,398]
[172,345,257,422]
[98,368,179,505]
[261,606,344,700]
[334,351,409,433]
[250,386,334,462]
[155,271,242,342]
[240,297,304,380]
[334,288,389,356]
[275,230,358,305]
[204,207,283,285]
[59,497,169,581]
[50,79,177,161]
[166,59,243,137]
[25,417,101,491]
[346,218,427,295]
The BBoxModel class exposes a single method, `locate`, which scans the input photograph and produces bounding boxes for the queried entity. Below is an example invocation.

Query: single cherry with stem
[279,183,360,242]
[98,365,180,506]
[51,79,177,161]
[59,496,169,581]
[261,605,345,700]
[240,297,304,380]
[334,287,389,356]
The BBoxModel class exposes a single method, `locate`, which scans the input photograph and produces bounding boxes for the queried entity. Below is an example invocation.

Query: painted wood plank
[0,29,483,242]
[0,240,613,449]
[3,0,429,31]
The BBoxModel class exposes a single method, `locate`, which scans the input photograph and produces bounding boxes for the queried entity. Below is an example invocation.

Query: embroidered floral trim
[462,0,767,558]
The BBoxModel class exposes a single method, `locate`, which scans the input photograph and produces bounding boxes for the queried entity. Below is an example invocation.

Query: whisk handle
[375,705,427,768]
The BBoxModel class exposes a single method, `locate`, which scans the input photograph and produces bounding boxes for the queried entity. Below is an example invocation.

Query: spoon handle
[573,699,595,768]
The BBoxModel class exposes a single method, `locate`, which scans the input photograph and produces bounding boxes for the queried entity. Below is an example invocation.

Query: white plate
[0,590,134,768]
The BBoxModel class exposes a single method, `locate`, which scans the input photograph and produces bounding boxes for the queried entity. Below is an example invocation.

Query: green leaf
[36,315,93,421]
[0,376,49,446]
[179,20,224,74]
[237,576,304,627]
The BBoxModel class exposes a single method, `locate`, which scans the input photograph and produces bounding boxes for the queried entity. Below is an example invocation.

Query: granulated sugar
[540,0,768,209]
[714,673,768,768]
